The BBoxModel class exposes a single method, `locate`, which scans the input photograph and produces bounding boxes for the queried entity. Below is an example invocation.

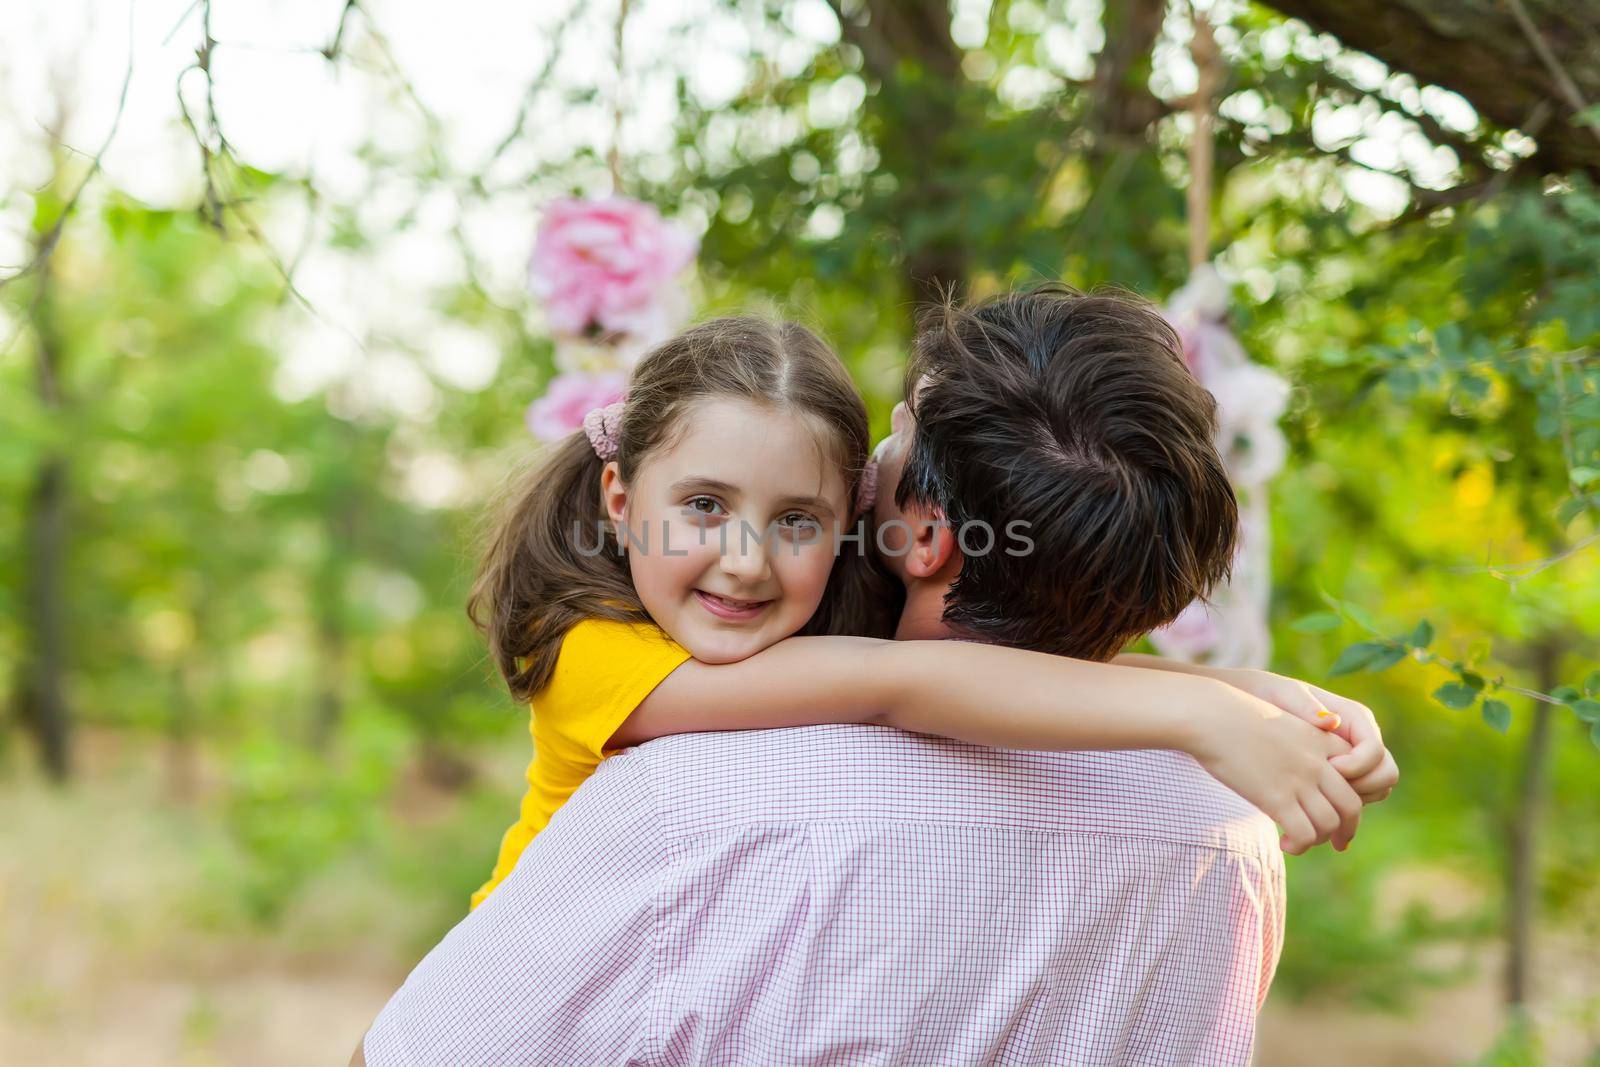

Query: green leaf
[1435,322,1463,356]
[1572,699,1600,724]
[1343,602,1380,633]
[1434,682,1479,710]
[1571,466,1600,487]
[1291,612,1344,633]
[1386,366,1421,398]
[1409,619,1434,648]
[1578,103,1600,129]
[1317,590,1378,632]
[1591,722,1600,751]
[1551,685,1581,705]
[1329,642,1385,676]
[1461,671,1486,692]
[1481,699,1512,733]
[1584,670,1600,698]
[1557,495,1593,527]
[1368,645,1410,672]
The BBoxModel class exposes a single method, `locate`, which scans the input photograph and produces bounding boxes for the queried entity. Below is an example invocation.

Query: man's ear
[600,461,627,528]
[905,506,960,581]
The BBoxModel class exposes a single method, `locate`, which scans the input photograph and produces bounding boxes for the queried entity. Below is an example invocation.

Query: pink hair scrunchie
[855,458,879,516]
[583,400,626,460]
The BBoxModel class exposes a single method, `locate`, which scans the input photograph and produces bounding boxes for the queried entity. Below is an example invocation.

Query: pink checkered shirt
[366,724,1285,1066]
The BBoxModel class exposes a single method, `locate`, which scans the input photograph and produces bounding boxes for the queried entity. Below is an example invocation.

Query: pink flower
[529,197,697,340]
[525,370,628,443]
[1149,601,1225,661]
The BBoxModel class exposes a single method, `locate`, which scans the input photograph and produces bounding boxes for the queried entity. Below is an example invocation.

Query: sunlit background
[2,0,1598,1063]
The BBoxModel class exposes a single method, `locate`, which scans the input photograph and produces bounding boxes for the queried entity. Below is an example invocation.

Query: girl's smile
[694,589,773,621]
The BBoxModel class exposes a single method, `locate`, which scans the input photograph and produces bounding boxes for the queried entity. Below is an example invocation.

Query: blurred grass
[0,717,536,1064]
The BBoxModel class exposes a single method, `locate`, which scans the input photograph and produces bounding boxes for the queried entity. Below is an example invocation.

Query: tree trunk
[164,660,199,803]
[1264,0,1600,178]
[311,453,359,752]
[1504,634,1564,1009]
[21,458,70,780]
[828,0,968,307]
[18,256,72,781]
[1092,0,1169,147]
[311,603,347,752]
[163,595,211,803]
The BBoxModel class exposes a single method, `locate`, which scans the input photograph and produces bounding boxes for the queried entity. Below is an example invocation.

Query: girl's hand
[1188,690,1364,855]
[1210,668,1399,806]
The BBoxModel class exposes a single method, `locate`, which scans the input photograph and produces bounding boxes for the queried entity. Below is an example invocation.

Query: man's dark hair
[897,283,1238,661]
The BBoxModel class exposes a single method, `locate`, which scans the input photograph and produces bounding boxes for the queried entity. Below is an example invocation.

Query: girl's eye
[685,496,725,516]
[778,511,822,532]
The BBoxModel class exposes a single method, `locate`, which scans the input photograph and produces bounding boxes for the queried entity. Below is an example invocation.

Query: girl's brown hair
[469,316,899,703]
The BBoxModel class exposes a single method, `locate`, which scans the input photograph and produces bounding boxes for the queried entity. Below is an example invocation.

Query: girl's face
[602,396,851,664]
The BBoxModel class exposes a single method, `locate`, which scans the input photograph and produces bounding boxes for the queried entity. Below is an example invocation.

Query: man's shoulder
[616,724,1275,859]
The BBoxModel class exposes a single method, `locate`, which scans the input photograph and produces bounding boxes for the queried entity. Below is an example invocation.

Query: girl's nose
[718,523,773,585]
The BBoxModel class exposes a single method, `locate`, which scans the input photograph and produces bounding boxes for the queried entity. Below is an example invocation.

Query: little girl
[468,316,1357,909]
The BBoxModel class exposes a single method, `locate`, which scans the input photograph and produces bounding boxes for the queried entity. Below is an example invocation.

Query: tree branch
[1263,0,1600,177]
[1504,0,1600,152]
[824,0,935,85]
[0,4,135,293]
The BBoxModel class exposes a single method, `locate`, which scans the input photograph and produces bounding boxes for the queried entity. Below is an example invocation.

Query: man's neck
[893,580,957,642]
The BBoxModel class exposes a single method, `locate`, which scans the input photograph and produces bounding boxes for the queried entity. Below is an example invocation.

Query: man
[359,286,1395,1065]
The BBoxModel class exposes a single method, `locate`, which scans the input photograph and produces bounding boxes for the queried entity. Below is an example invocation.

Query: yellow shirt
[470,618,691,909]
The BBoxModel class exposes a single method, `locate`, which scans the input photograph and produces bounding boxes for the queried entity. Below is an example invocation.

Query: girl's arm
[1112,652,1398,804]
[609,636,1362,854]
